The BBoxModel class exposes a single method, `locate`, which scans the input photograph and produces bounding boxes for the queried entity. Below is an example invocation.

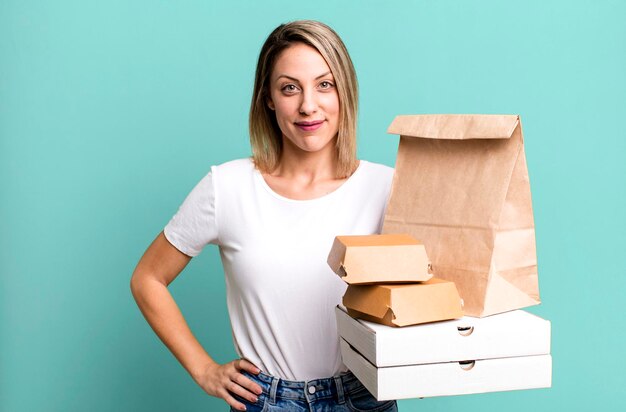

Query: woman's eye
[319,81,334,89]
[282,84,298,93]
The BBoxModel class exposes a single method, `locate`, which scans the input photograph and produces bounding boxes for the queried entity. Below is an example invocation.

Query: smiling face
[267,42,340,156]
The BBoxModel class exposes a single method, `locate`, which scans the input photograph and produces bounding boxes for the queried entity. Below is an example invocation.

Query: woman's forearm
[130,275,217,380]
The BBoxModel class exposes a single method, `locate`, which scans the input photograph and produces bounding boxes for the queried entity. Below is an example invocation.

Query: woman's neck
[260,137,351,200]
[272,138,338,182]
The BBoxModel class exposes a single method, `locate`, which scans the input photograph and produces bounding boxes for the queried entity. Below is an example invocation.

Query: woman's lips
[295,120,324,132]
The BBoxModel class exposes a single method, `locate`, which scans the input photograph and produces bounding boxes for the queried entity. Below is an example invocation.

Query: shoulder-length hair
[249,20,359,178]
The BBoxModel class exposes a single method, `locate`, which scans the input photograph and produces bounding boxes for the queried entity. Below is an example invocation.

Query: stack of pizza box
[328,234,552,400]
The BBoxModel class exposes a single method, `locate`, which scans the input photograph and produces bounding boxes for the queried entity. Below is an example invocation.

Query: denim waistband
[242,370,364,404]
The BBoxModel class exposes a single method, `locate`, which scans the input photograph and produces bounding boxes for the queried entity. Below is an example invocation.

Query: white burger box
[336,306,552,400]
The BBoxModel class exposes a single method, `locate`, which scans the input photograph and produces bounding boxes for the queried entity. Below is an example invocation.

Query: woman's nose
[299,89,318,115]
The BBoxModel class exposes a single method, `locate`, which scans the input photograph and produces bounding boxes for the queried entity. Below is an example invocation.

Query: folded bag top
[387,114,519,140]
[383,114,539,317]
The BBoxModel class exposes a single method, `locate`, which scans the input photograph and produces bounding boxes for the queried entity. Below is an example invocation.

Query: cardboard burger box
[327,234,431,284]
[343,278,463,327]
[336,306,552,400]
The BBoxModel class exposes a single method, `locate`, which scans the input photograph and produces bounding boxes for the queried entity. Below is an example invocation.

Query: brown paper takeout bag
[383,114,540,317]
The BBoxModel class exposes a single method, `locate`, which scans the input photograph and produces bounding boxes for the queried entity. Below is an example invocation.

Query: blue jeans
[230,370,398,412]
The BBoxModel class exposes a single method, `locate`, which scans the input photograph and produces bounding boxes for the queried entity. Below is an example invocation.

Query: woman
[131,20,397,411]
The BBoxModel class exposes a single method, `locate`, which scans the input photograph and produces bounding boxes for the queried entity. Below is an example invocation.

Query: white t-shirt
[164,158,394,381]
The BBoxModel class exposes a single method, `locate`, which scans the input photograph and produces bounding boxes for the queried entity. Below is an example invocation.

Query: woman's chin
[285,136,336,155]
[297,144,334,155]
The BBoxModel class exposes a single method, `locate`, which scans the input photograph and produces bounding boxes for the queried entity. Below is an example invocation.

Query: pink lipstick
[295,120,324,131]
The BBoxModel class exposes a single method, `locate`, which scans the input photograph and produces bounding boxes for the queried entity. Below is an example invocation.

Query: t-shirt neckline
[252,159,365,203]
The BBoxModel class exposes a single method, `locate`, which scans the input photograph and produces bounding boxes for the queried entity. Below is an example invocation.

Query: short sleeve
[163,170,219,257]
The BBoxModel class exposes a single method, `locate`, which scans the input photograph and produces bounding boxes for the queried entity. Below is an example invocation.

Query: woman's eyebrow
[276,74,299,82]
[275,71,332,82]
[315,71,332,79]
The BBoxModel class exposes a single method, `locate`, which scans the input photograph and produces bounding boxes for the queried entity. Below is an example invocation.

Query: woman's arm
[130,232,262,411]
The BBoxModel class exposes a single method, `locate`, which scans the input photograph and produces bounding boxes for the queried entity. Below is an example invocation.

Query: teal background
[1,0,624,411]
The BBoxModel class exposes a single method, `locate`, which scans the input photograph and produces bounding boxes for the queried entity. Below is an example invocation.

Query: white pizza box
[336,305,550,367]
[340,338,552,400]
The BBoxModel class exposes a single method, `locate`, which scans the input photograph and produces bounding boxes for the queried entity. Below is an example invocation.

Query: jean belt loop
[334,376,345,404]
[269,376,279,405]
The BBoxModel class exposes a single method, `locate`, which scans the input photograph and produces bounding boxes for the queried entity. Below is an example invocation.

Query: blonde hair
[249,20,359,178]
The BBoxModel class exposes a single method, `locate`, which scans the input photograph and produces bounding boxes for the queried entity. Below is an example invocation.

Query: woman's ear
[267,98,275,111]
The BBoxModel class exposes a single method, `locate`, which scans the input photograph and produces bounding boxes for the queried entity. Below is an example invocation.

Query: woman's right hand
[194,358,263,411]
[131,233,264,411]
